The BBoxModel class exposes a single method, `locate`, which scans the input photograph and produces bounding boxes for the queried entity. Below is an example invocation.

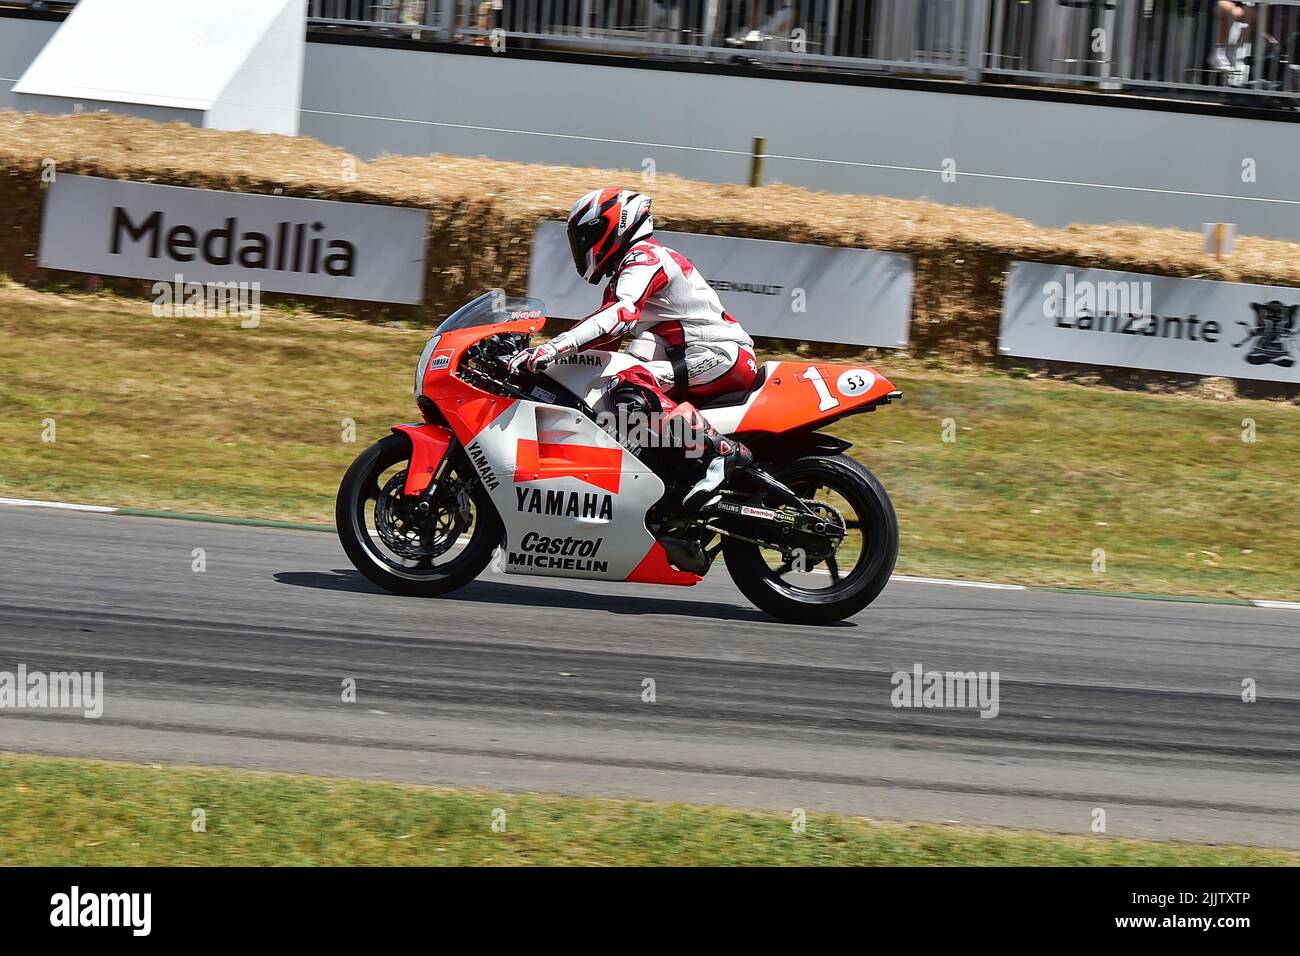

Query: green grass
[834,367,1300,598]
[2,284,1298,600]
[1,754,1293,866]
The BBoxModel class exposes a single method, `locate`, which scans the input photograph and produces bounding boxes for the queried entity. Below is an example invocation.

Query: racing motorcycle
[336,293,900,624]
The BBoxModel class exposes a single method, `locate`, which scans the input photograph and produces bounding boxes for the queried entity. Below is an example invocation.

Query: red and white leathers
[570,237,757,510]
[541,237,758,403]
[511,234,758,511]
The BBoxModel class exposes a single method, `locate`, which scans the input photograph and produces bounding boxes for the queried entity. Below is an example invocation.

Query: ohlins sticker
[514,438,622,493]
[514,487,614,520]
[508,532,608,573]
[715,501,796,524]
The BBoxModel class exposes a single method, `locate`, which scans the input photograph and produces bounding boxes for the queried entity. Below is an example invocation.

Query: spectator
[1210,1,1275,74]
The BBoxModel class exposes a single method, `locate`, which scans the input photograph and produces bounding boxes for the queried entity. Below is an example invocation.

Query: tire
[335,432,502,597]
[723,454,898,625]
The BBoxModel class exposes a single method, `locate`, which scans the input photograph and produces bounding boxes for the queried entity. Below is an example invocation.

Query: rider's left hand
[507,343,558,375]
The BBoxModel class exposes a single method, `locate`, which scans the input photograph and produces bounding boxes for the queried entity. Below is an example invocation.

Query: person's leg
[601,363,671,457]
[1212,1,1247,71]
[668,403,754,512]
[605,348,756,512]
[674,343,758,511]
[684,343,758,402]
[1216,1,1238,46]
[1243,4,1260,39]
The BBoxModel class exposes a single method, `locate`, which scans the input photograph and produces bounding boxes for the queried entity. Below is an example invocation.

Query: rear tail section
[704,361,899,437]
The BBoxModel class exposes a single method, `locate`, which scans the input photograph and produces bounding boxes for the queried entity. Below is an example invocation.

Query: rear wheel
[335,433,501,597]
[723,454,898,624]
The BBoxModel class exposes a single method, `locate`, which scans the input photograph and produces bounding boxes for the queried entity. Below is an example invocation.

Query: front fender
[392,423,454,496]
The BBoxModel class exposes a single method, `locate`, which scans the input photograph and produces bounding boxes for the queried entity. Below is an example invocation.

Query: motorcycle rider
[509,187,757,513]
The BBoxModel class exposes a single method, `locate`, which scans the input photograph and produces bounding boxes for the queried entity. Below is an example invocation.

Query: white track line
[890,574,1025,590]
[1251,600,1300,611]
[0,497,118,513]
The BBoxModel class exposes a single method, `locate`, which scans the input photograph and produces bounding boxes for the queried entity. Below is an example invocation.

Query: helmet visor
[568,216,610,277]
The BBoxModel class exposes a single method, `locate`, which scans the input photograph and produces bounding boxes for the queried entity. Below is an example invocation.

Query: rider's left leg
[666,402,754,513]
[605,348,758,514]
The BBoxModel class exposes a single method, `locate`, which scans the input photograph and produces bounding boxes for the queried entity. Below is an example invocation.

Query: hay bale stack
[2,109,1298,358]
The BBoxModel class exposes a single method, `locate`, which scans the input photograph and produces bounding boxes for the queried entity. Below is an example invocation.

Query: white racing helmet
[566,187,654,284]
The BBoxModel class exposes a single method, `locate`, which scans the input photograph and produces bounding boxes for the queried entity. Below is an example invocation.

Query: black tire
[335,432,502,597]
[723,454,898,625]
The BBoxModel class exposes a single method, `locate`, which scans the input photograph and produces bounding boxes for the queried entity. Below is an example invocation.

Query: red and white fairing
[414,315,896,589]
[469,398,690,583]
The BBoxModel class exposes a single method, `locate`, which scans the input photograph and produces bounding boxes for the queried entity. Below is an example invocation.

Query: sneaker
[1211,46,1234,72]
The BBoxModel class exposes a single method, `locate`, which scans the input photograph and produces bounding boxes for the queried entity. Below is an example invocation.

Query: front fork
[391,424,473,537]
[392,423,455,497]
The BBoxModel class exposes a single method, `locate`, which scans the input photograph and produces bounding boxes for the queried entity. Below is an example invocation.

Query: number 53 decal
[800,366,876,411]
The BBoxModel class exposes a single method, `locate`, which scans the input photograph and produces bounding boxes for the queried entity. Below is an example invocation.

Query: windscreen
[436,292,546,333]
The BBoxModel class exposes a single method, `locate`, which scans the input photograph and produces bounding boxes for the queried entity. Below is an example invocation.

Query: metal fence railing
[6,0,1299,107]
[450,0,978,77]
[307,0,439,33]
[982,0,1300,100]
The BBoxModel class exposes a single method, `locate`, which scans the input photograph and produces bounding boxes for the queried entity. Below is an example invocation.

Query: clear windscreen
[436,292,546,333]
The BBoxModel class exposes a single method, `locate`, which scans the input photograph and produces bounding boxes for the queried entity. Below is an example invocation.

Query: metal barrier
[6,0,1299,107]
[450,0,982,79]
[307,0,439,33]
[983,0,1300,101]
[370,0,1300,104]
[455,0,972,72]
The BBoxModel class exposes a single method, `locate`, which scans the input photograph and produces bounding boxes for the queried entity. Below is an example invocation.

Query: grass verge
[1,753,1294,866]
[2,284,1298,599]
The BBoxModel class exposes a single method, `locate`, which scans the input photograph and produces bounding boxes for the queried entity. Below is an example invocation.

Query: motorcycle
[336,292,901,624]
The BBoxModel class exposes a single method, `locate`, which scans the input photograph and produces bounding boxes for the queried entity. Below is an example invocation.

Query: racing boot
[676,408,754,515]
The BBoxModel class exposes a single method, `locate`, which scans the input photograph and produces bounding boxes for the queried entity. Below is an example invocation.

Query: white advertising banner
[527,221,913,347]
[1000,261,1300,383]
[39,174,429,303]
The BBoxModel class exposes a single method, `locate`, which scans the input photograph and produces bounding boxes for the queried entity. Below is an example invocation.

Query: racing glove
[507,342,559,375]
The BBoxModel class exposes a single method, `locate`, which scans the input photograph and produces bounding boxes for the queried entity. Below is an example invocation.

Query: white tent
[13,0,305,135]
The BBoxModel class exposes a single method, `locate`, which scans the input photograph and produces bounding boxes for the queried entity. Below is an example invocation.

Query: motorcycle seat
[693,365,768,410]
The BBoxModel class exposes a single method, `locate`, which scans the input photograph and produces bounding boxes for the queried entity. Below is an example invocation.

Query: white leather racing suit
[547,238,756,400]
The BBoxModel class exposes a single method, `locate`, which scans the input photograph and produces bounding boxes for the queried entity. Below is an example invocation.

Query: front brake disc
[375,471,461,561]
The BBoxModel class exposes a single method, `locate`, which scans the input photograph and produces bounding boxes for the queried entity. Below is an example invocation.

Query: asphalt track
[1,506,1297,848]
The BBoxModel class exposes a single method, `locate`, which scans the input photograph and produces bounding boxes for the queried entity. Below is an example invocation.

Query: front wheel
[336,432,501,597]
[723,454,898,624]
